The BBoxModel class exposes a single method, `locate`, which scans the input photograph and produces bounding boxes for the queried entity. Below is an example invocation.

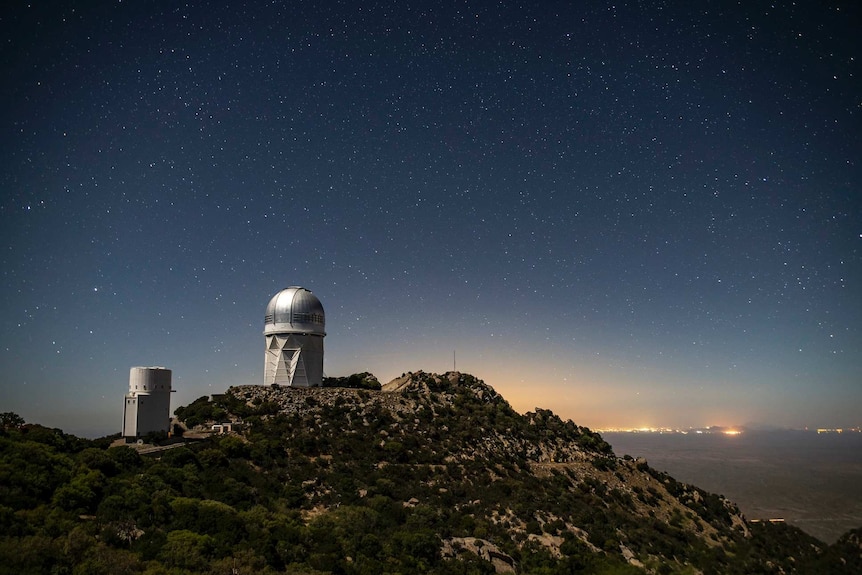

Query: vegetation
[322,372,381,390]
[1,372,858,574]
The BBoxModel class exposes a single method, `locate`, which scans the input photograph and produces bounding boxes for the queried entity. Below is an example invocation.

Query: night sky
[2,1,860,437]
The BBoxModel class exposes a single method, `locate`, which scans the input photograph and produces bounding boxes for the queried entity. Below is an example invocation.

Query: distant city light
[597,426,861,435]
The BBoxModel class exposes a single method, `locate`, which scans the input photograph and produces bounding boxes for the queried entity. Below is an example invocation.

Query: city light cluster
[600,426,861,435]
[596,427,744,435]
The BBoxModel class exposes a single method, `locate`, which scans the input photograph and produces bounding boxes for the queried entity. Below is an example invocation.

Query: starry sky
[2,1,860,437]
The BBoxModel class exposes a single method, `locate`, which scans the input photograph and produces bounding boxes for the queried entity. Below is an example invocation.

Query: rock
[441,537,517,573]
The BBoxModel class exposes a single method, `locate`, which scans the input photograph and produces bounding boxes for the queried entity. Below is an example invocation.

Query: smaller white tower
[122,366,173,439]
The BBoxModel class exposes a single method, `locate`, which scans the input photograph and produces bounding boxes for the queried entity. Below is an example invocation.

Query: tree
[52,469,106,514]
[0,412,24,430]
[158,529,215,571]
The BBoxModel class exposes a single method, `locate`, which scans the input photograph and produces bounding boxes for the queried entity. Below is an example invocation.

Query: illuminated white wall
[123,366,173,438]
[264,333,324,387]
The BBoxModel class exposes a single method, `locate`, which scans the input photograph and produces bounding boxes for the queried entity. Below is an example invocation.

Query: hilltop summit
[2,371,858,574]
[209,371,851,573]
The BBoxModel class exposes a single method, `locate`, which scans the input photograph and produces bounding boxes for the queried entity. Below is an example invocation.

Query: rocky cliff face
[218,371,838,573]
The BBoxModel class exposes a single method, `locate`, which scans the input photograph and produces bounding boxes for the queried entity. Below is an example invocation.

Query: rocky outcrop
[441,537,517,573]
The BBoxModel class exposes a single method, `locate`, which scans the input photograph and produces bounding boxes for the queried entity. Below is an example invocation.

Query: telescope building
[263,286,326,387]
[122,366,173,439]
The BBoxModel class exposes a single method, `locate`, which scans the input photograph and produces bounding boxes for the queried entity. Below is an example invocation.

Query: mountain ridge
[1,370,860,574]
[212,370,856,573]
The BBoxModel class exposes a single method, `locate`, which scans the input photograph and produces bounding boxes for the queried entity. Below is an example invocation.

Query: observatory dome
[264,286,326,336]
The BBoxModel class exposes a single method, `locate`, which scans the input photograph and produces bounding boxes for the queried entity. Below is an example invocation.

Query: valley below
[604,430,862,543]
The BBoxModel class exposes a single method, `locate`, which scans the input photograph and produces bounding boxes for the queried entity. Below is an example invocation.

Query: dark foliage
[0,378,857,574]
[322,372,382,390]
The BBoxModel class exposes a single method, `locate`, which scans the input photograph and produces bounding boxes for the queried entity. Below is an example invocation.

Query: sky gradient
[2,1,860,437]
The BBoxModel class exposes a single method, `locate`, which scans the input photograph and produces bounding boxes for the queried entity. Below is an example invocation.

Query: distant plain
[604,431,862,543]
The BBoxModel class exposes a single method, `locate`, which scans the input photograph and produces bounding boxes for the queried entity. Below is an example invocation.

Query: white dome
[263,286,325,336]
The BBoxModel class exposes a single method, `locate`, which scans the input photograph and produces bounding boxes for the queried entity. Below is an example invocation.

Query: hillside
[1,371,860,574]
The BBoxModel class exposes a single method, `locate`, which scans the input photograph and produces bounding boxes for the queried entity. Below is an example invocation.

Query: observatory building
[122,366,173,439]
[264,286,326,387]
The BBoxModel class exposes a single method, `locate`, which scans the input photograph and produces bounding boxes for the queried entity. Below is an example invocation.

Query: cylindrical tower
[263,286,326,387]
[122,366,173,439]
[129,366,172,393]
